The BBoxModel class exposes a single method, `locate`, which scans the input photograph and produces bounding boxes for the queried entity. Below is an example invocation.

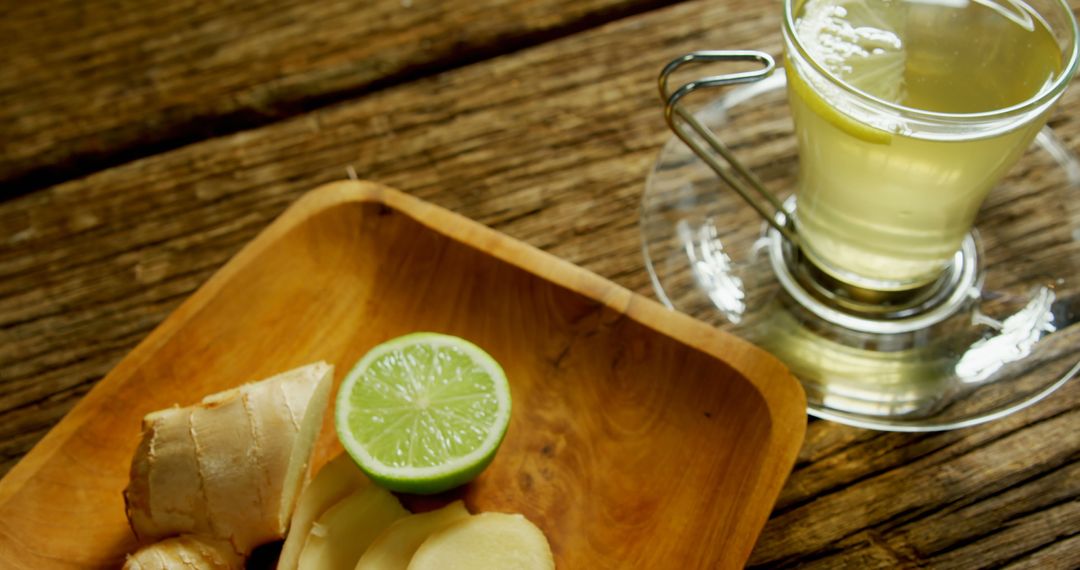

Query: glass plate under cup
[641,69,1080,431]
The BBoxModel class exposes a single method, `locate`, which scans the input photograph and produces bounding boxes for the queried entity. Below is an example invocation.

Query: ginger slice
[407,512,554,570]
[356,500,471,570]
[277,453,370,570]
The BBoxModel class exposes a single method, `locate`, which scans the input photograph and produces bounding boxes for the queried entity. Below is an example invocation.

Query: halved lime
[335,333,511,494]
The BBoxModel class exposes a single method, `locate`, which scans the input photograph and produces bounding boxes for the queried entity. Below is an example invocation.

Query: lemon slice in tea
[791,0,907,144]
[796,0,907,102]
[335,333,512,494]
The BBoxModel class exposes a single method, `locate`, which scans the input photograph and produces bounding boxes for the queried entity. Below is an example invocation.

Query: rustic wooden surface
[1,0,1078,567]
[0,182,805,568]
[0,0,674,194]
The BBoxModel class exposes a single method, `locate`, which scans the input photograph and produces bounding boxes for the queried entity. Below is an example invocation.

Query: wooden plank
[748,400,1080,567]
[2,0,1080,566]
[0,0,672,193]
[1003,534,1080,569]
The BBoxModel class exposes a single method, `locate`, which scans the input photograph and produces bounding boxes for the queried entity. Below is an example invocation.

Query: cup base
[769,197,980,335]
[795,236,952,299]
[641,68,1080,431]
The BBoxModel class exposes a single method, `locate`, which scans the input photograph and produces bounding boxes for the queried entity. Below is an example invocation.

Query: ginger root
[123,535,242,570]
[123,362,334,563]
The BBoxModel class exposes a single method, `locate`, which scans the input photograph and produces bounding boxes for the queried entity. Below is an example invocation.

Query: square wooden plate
[0,181,805,568]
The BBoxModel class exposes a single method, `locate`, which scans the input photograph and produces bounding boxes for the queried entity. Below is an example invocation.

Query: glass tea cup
[781,0,1080,294]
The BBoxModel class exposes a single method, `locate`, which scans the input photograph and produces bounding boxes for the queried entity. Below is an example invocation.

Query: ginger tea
[786,0,1064,289]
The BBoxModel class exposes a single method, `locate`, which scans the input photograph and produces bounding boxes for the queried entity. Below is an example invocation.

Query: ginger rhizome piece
[122,362,334,567]
[124,535,242,570]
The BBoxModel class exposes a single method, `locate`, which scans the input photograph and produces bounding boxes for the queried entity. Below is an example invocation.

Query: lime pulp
[335,333,512,494]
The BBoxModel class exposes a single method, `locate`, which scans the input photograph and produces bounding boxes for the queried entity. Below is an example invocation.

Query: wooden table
[2,0,1078,567]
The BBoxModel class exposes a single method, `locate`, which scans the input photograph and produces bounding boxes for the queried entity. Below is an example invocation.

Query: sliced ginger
[355,500,471,570]
[277,453,370,570]
[407,512,554,570]
[297,483,409,569]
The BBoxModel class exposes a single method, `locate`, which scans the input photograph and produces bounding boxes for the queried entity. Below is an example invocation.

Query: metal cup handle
[659,50,797,245]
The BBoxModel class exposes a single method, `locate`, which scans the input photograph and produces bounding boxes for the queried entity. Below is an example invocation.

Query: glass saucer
[641,69,1080,431]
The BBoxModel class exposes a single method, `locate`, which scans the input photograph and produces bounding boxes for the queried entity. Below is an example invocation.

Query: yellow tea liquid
[787,0,1063,289]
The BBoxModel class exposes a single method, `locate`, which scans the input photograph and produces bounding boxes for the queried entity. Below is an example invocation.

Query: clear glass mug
[784,0,1080,294]
[665,0,1080,297]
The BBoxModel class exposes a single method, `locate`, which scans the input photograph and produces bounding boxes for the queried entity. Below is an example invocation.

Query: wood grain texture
[0,182,805,568]
[2,0,1080,566]
[0,0,674,192]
